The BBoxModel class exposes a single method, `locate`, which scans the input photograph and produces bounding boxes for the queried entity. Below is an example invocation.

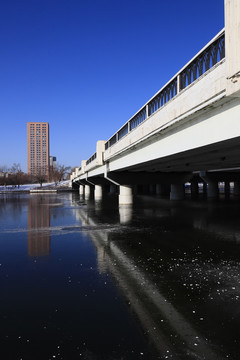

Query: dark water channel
[0,192,240,359]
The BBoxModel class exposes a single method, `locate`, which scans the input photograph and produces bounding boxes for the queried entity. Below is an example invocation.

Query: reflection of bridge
[74,203,223,359]
[71,1,240,204]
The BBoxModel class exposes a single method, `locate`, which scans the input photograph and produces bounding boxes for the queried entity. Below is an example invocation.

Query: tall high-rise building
[27,122,50,178]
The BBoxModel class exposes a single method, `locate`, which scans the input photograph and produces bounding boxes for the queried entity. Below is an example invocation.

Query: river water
[0,191,239,360]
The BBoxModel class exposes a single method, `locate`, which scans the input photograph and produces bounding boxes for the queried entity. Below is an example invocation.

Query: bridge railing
[70,166,82,180]
[86,152,97,165]
[84,140,106,171]
[104,29,225,151]
[180,33,225,90]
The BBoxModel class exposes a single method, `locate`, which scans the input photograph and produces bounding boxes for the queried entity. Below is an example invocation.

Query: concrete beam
[106,171,192,186]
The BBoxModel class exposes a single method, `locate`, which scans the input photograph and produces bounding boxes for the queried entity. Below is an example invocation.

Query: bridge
[71,0,240,205]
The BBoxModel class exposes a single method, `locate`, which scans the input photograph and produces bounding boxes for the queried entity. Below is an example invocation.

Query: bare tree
[65,166,79,180]
[0,165,8,172]
[11,163,21,173]
[35,167,47,188]
[51,164,71,185]
[0,165,9,185]
[11,163,24,188]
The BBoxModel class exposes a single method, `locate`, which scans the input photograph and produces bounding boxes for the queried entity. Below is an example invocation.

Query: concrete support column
[234,181,240,196]
[207,181,218,198]
[224,181,230,197]
[149,184,155,195]
[170,184,184,200]
[156,184,162,195]
[203,182,208,196]
[85,185,91,199]
[156,184,170,196]
[191,181,199,198]
[133,185,138,195]
[109,184,116,194]
[94,185,103,200]
[119,185,133,205]
[79,185,84,195]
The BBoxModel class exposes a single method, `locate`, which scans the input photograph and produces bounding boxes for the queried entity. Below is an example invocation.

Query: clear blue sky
[0,0,224,172]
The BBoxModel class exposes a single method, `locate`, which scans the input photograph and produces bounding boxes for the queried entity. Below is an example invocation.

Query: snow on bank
[0,180,71,192]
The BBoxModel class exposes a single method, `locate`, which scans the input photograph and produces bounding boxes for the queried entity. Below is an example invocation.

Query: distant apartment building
[0,171,11,178]
[49,156,57,170]
[27,122,49,178]
[49,155,57,179]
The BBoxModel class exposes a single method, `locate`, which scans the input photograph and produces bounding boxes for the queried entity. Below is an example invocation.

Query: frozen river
[0,191,239,359]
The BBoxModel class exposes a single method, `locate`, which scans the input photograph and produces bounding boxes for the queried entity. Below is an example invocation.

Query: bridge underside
[113,135,239,171]
[94,97,239,185]
[76,96,240,190]
[110,136,240,180]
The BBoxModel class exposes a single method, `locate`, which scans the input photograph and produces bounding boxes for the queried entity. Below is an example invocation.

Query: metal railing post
[177,74,181,94]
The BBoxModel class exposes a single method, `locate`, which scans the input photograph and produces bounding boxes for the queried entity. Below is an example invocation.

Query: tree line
[0,163,73,187]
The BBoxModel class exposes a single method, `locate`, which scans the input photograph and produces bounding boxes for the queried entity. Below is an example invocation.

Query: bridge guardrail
[84,140,105,171]
[104,29,225,151]
[86,153,96,165]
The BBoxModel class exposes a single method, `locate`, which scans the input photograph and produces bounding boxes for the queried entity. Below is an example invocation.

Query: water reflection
[119,205,133,224]
[72,194,240,359]
[0,193,240,359]
[28,195,51,256]
[73,204,215,359]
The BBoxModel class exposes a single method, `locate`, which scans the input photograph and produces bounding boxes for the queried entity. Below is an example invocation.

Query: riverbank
[0,180,74,194]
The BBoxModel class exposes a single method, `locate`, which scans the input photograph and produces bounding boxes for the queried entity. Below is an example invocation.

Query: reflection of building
[28,196,50,256]
[27,122,50,178]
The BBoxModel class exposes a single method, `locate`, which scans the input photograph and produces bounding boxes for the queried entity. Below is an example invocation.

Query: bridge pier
[191,181,199,198]
[119,185,133,205]
[94,185,103,200]
[149,184,155,195]
[234,181,240,196]
[79,185,84,195]
[109,184,117,194]
[207,181,219,199]
[156,184,170,196]
[85,185,91,199]
[203,182,208,197]
[224,181,230,197]
[170,184,185,200]
[156,184,162,195]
